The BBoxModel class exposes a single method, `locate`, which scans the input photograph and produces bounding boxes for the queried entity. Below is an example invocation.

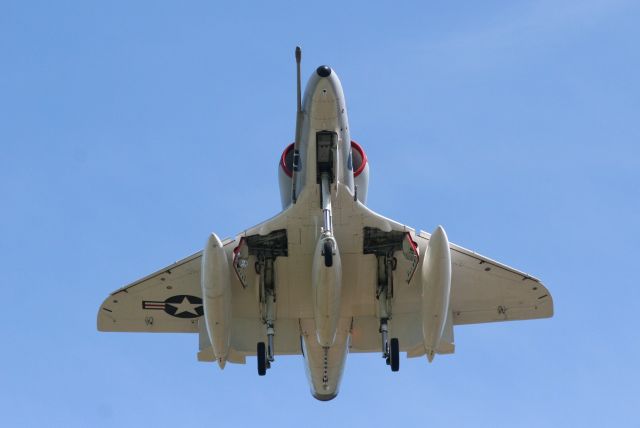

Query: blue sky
[1,0,639,426]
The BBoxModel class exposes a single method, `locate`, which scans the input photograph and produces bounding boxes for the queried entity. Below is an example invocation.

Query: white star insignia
[168,296,200,315]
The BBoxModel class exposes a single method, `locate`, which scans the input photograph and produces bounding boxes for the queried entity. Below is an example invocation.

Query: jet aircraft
[97,48,553,401]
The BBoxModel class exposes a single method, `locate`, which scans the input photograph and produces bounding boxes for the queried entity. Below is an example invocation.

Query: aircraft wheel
[390,338,399,372]
[257,342,267,376]
[323,241,333,267]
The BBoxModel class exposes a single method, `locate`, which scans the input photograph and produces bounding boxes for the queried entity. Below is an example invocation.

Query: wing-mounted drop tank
[201,233,232,368]
[421,226,452,362]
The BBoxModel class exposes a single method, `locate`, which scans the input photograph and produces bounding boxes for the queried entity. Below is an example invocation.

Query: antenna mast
[292,46,303,203]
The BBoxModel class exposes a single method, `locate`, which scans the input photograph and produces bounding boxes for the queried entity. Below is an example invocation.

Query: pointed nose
[312,392,338,401]
[316,65,332,77]
[303,65,346,126]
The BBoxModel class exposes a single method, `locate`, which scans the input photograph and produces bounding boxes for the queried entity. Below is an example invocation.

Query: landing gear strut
[266,321,275,364]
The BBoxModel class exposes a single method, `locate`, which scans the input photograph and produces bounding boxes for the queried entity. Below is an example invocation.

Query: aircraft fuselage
[292,65,355,400]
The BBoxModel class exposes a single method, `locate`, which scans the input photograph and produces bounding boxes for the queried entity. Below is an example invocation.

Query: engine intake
[278,141,370,208]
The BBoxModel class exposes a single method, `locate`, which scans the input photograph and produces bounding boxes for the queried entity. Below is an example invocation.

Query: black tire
[390,338,399,372]
[257,342,267,376]
[323,241,333,267]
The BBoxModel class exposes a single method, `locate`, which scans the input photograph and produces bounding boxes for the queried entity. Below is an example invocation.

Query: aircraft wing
[97,240,304,362]
[98,194,552,360]
[351,201,553,326]
[446,238,553,325]
[97,207,305,362]
[97,250,206,333]
[349,202,553,356]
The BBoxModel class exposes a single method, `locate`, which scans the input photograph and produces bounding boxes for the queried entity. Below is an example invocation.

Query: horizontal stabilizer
[198,347,246,364]
[437,307,455,355]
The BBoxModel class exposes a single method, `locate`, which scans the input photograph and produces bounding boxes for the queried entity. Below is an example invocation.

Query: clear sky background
[1,1,639,426]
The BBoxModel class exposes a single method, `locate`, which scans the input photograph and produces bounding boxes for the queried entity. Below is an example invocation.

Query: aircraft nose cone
[316,65,332,77]
[313,392,338,401]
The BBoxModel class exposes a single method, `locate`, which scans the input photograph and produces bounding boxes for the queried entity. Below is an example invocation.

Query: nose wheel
[322,240,334,267]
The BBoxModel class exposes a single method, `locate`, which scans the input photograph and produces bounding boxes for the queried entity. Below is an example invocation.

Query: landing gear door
[233,237,250,288]
[402,233,420,284]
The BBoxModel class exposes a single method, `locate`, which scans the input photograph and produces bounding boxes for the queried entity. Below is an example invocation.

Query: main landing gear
[377,256,399,373]
[362,227,422,373]
[256,255,277,376]
[234,230,288,377]
[376,250,399,373]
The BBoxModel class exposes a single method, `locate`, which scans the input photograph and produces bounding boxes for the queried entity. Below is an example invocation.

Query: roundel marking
[142,295,204,318]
